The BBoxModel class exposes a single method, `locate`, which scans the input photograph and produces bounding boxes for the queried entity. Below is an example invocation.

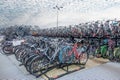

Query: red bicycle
[59,41,88,65]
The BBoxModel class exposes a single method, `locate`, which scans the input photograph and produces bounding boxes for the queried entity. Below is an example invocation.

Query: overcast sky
[0,0,120,28]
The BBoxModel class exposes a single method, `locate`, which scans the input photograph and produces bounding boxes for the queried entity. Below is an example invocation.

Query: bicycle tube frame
[44,46,60,63]
[68,43,80,59]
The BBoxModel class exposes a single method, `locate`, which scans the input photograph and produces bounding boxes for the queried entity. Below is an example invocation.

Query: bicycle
[59,40,88,65]
[28,40,66,74]
[2,39,25,54]
[109,40,120,62]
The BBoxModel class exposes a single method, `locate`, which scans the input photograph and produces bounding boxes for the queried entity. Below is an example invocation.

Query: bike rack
[32,63,85,80]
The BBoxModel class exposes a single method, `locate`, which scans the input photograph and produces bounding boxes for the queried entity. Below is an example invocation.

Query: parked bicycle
[59,40,88,65]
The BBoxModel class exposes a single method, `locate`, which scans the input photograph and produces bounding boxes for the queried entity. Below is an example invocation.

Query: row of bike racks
[33,37,120,80]
[6,53,85,80]
[3,36,120,80]
[1,37,87,80]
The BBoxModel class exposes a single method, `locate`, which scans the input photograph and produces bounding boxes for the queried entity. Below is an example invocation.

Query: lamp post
[53,5,63,28]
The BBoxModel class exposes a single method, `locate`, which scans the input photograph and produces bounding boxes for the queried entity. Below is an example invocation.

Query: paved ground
[0,53,44,80]
[57,62,120,80]
[0,52,120,80]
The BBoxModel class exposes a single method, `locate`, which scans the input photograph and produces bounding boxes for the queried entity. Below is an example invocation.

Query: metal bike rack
[32,63,85,80]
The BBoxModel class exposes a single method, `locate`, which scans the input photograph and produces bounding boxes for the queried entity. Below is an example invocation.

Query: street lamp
[53,5,63,28]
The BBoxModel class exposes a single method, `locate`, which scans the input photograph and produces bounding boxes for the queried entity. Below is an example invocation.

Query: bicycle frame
[43,42,62,63]
[68,43,83,59]
[58,42,88,64]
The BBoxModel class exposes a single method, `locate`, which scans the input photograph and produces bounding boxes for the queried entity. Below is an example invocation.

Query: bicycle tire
[21,52,29,64]
[14,46,24,56]
[19,49,27,62]
[16,29,25,37]
[114,47,120,62]
[22,48,34,64]
[13,45,22,54]
[79,52,88,65]
[109,53,114,61]
[15,49,25,61]
[25,54,38,72]
[2,46,13,54]
[29,55,49,74]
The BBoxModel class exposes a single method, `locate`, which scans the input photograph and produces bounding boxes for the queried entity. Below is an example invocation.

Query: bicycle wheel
[88,46,96,58]
[22,50,36,65]
[29,55,49,74]
[16,29,25,37]
[13,45,21,54]
[19,49,27,63]
[21,52,30,64]
[108,49,114,61]
[114,47,120,62]
[25,54,38,72]
[15,49,25,61]
[14,47,24,57]
[79,52,88,65]
[59,46,74,64]
[2,46,13,54]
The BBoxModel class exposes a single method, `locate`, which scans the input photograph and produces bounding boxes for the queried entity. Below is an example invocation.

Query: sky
[0,0,120,28]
